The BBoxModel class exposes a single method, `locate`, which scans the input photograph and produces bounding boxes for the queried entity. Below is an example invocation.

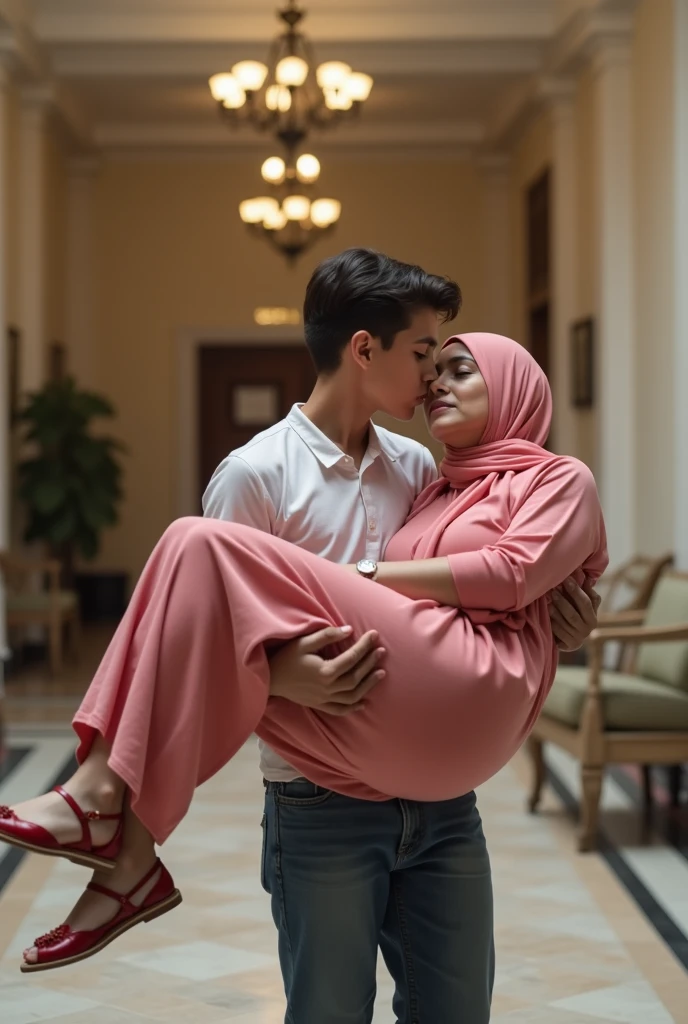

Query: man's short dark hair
[303,248,462,374]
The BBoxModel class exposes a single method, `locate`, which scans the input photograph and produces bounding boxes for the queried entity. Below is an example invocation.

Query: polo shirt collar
[286,404,398,468]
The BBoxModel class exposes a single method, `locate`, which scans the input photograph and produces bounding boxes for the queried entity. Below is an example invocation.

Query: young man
[203,248,598,1024]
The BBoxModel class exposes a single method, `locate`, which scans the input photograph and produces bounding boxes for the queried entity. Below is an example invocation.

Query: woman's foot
[22,856,182,972]
[0,784,124,870]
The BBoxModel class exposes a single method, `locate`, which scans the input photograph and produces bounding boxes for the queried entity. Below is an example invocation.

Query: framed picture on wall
[570,317,594,408]
[7,326,20,426]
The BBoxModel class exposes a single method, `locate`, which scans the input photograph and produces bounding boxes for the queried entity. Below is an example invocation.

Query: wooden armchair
[0,551,81,675]
[596,552,674,671]
[528,571,688,851]
[597,552,674,615]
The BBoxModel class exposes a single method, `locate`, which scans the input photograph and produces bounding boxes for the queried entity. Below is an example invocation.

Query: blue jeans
[262,780,494,1024]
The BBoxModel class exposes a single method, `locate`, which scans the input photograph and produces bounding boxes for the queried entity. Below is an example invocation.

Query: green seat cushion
[543,665,688,731]
[7,590,78,614]
[636,576,688,692]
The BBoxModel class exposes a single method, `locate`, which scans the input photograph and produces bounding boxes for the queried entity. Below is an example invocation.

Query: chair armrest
[0,553,61,593]
[588,622,688,647]
[597,609,647,627]
[0,552,61,575]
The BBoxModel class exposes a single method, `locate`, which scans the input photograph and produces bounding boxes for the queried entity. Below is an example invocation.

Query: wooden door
[198,343,316,506]
[526,169,552,380]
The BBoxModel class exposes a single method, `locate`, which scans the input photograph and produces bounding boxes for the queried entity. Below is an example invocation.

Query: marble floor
[0,640,687,1022]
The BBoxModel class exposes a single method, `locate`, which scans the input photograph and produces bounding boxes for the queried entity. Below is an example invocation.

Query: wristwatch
[356,558,378,580]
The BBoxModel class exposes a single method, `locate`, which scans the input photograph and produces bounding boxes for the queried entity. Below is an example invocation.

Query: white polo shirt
[202,403,437,781]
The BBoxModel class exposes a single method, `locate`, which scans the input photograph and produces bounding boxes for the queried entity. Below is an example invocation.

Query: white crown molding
[50,39,544,80]
[486,75,577,148]
[0,17,94,149]
[94,118,485,153]
[485,0,635,147]
[33,2,560,47]
[545,1,637,75]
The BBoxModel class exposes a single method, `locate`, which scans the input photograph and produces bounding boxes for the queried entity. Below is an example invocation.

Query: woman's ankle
[67,776,125,814]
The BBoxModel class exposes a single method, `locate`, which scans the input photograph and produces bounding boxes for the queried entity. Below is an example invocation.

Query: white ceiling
[0,0,638,154]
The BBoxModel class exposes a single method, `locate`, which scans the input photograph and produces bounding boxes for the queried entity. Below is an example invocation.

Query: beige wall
[632,0,675,556]
[4,82,21,328]
[4,100,70,370]
[43,124,70,354]
[91,157,487,579]
[571,67,598,471]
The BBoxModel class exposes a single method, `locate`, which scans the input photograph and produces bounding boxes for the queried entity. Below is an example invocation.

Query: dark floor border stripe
[546,764,688,973]
[606,765,688,865]
[0,751,77,897]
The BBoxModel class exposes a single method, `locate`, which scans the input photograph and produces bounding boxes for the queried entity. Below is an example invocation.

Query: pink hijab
[409,332,590,569]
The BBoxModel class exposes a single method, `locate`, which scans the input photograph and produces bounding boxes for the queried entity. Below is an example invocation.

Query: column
[592,42,635,567]
[549,87,577,457]
[66,157,100,389]
[479,154,511,335]
[18,92,49,394]
[0,65,10,685]
[675,0,688,568]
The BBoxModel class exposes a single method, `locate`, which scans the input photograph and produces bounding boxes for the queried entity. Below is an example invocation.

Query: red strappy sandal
[20,858,182,973]
[0,786,123,870]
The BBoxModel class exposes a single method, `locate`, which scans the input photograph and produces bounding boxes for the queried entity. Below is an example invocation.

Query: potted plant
[16,377,126,610]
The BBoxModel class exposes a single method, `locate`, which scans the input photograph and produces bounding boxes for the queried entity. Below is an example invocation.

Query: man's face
[357,307,440,421]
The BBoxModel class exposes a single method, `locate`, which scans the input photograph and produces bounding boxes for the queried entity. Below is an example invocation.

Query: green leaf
[15,375,125,555]
[31,480,67,514]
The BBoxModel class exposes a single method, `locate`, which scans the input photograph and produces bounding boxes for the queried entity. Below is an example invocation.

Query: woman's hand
[268,625,387,715]
[549,577,601,651]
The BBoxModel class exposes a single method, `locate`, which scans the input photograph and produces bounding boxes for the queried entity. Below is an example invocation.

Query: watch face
[357,559,377,576]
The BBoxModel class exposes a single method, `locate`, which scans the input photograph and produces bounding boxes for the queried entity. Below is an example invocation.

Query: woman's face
[423,341,489,448]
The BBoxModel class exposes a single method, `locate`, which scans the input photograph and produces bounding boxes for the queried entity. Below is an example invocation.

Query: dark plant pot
[74,571,129,623]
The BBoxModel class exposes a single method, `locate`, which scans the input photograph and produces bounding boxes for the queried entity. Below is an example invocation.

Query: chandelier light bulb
[265,84,292,112]
[275,56,309,87]
[310,198,342,228]
[239,196,278,224]
[263,207,289,231]
[209,73,238,102]
[283,194,311,221]
[295,153,320,183]
[316,61,352,89]
[215,76,246,110]
[324,87,353,111]
[261,156,286,184]
[231,60,269,92]
[346,72,374,102]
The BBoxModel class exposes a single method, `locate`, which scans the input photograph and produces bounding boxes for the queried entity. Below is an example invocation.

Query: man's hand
[268,626,386,716]
[549,577,602,651]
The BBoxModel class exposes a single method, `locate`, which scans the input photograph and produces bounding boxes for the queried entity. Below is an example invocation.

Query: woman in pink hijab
[1,332,607,971]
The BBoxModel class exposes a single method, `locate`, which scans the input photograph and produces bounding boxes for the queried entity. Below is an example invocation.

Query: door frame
[176,326,305,516]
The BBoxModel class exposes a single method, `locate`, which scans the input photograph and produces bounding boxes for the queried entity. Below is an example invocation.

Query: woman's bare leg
[4,733,125,849]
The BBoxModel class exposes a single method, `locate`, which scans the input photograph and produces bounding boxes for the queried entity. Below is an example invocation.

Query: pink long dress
[73,333,608,844]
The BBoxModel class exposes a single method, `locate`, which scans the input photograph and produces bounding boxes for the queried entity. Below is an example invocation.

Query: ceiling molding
[94,118,485,155]
[0,21,93,148]
[545,2,637,75]
[32,2,560,47]
[485,0,636,146]
[50,40,544,80]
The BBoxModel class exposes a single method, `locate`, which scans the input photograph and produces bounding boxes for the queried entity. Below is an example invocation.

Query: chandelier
[239,151,341,262]
[209,1,373,159]
[209,1,373,262]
